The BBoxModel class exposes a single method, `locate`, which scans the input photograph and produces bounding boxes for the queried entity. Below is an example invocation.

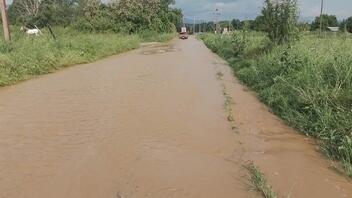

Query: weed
[0,27,174,87]
[200,32,352,176]
[247,163,278,198]
[216,71,224,80]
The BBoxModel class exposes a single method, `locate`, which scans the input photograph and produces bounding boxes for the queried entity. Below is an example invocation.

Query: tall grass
[200,32,352,176]
[0,27,175,86]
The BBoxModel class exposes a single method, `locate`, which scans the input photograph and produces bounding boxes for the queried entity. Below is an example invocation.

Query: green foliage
[201,32,352,176]
[9,0,79,27]
[340,17,352,33]
[72,0,181,33]
[246,38,352,171]
[252,16,267,31]
[311,14,338,31]
[137,30,176,42]
[261,0,300,44]
[8,0,182,33]
[0,27,174,86]
[198,32,249,59]
[231,19,241,30]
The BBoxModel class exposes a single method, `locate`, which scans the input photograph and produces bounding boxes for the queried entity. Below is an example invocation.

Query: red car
[179,32,189,39]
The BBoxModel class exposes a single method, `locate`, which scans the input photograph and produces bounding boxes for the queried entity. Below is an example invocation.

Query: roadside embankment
[200,32,352,176]
[0,27,175,87]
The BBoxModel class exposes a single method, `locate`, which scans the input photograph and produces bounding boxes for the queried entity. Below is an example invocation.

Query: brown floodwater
[0,37,351,198]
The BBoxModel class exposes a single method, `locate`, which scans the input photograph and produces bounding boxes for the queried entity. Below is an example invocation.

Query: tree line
[192,10,352,34]
[194,15,352,34]
[6,0,183,33]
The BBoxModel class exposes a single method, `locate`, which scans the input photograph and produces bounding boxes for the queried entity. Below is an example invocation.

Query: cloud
[176,0,262,21]
[175,0,352,21]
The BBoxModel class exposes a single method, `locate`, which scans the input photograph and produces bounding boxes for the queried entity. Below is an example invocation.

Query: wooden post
[47,24,57,40]
[319,0,324,35]
[0,0,11,42]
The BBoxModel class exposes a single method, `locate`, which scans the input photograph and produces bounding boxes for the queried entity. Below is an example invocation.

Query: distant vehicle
[179,27,188,39]
[179,32,189,39]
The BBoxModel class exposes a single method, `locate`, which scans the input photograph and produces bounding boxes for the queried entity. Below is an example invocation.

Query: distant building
[327,27,340,32]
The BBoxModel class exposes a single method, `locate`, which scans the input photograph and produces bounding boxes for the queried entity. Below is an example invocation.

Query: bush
[200,33,352,176]
[199,32,252,59]
[261,0,300,44]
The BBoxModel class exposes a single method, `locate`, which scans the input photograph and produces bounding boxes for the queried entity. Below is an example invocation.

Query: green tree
[340,17,352,33]
[114,0,178,33]
[8,0,41,25]
[9,0,79,27]
[218,20,231,30]
[167,8,183,30]
[231,19,241,30]
[311,14,338,31]
[239,20,254,30]
[37,0,79,27]
[8,0,182,33]
[261,0,299,44]
[73,0,112,31]
[252,15,266,31]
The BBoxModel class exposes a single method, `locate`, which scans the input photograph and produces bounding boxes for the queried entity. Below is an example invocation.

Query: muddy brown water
[0,37,351,198]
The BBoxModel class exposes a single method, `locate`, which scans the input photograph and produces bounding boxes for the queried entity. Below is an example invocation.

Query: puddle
[141,44,180,55]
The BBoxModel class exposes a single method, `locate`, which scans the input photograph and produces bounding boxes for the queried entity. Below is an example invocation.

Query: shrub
[200,32,352,176]
[261,0,300,44]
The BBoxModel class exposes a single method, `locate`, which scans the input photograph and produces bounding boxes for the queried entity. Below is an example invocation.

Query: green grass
[247,163,278,198]
[0,27,175,87]
[200,32,352,176]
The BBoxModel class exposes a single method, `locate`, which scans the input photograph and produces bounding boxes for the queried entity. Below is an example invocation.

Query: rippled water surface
[0,37,352,198]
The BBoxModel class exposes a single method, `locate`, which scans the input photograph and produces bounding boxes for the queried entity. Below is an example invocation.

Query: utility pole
[0,0,11,42]
[229,20,231,32]
[213,8,221,34]
[319,0,324,35]
[193,16,196,34]
[201,20,203,33]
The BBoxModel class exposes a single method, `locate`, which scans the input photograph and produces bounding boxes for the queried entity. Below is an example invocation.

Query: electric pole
[319,0,324,35]
[229,20,231,32]
[193,17,196,34]
[213,8,221,34]
[0,0,10,41]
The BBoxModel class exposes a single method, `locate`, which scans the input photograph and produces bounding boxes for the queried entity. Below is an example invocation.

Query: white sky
[175,0,352,22]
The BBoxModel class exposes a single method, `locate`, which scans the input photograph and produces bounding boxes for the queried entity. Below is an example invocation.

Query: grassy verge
[0,27,175,87]
[199,32,352,176]
[247,163,278,198]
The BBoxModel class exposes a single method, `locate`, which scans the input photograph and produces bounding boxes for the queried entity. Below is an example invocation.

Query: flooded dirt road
[0,37,352,198]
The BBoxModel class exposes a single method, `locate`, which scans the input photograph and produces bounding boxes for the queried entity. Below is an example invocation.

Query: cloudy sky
[174,0,352,22]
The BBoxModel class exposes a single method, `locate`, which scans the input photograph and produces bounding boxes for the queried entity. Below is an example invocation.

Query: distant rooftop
[327,27,340,32]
